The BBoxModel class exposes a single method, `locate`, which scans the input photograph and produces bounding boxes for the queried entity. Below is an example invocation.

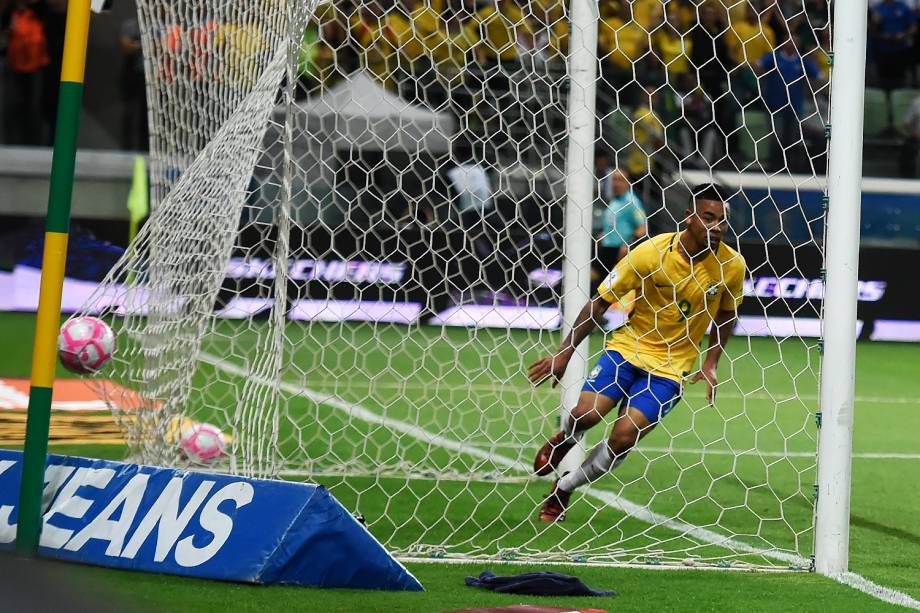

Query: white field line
[199,351,920,609]
[301,378,920,407]
[830,572,920,610]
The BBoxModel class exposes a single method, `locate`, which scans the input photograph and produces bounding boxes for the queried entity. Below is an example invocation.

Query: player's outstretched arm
[527,295,612,388]
[691,307,737,403]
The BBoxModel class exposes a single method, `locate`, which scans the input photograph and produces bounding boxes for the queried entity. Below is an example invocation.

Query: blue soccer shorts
[581,350,682,424]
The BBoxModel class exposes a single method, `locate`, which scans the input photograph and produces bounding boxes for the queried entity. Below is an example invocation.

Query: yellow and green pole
[16,0,93,555]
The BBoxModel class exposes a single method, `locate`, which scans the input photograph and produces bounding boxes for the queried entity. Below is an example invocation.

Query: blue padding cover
[0,450,421,591]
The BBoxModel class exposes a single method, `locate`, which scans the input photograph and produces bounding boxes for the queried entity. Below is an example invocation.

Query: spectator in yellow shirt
[395,0,453,65]
[726,3,776,104]
[665,0,696,32]
[599,4,650,105]
[599,5,649,72]
[530,0,568,59]
[627,85,666,179]
[389,0,458,102]
[631,0,664,31]
[216,21,266,88]
[726,3,776,67]
[296,3,354,94]
[348,1,448,93]
[349,2,401,89]
[652,11,693,85]
[387,1,431,65]
[458,0,533,65]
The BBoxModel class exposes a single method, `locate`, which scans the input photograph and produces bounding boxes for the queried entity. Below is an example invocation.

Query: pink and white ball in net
[179,423,227,463]
[57,316,115,375]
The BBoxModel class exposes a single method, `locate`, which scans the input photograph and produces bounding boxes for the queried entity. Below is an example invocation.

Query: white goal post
[816,0,868,575]
[75,0,867,572]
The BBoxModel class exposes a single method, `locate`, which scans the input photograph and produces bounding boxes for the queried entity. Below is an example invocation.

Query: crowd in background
[294,0,833,173]
[0,0,918,176]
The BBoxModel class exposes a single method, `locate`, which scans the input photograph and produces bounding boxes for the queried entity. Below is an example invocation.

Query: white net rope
[79,0,831,568]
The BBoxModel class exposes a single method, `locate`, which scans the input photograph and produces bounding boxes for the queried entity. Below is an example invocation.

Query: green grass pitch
[1,311,919,612]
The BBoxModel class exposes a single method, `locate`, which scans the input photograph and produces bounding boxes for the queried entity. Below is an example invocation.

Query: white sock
[557,441,628,492]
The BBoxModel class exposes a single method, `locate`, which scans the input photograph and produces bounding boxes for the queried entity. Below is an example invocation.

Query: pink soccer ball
[57,316,115,375]
[179,422,227,463]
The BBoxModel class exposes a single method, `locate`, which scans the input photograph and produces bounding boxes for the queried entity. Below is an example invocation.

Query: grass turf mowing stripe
[469,444,920,461]
[198,349,807,568]
[298,378,920,406]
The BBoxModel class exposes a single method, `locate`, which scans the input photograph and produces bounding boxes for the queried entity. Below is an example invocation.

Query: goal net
[80,0,832,568]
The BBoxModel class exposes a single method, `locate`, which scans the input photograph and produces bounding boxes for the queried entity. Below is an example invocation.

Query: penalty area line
[198,351,920,609]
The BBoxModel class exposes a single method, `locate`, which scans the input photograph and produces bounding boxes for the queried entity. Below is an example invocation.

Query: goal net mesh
[79,0,831,568]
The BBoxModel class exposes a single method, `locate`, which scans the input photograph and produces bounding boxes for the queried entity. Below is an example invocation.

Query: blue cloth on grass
[465,571,617,597]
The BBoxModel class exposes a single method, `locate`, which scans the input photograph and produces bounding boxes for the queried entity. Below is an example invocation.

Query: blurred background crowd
[1,0,917,176]
[0,0,918,256]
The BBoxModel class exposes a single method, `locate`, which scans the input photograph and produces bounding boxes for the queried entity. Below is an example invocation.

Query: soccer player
[527,183,746,522]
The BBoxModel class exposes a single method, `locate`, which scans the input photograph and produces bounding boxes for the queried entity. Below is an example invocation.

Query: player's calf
[551,408,650,497]
[533,393,615,476]
[538,441,629,523]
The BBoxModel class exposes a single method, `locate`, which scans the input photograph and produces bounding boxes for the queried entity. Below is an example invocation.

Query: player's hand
[691,360,718,404]
[527,352,570,388]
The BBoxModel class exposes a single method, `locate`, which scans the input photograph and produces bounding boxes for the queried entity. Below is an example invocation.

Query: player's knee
[569,402,604,430]
[608,423,640,455]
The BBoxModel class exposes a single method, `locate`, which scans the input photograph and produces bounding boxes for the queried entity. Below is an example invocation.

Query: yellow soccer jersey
[597,232,747,383]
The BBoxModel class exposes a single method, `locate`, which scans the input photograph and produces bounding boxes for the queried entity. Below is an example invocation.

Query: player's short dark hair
[689,183,730,210]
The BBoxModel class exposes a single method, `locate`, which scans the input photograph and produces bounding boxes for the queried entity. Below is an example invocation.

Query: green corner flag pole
[16,0,93,556]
